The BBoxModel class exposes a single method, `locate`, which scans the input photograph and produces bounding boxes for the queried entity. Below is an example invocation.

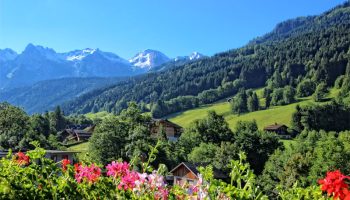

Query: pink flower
[148,171,166,189]
[106,161,130,178]
[155,187,169,200]
[74,163,101,183]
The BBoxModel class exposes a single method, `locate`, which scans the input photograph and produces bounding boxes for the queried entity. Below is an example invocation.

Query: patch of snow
[6,67,18,79]
[66,48,96,61]
[189,52,204,60]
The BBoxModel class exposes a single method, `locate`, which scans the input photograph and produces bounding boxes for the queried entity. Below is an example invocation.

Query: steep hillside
[62,2,350,116]
[0,77,126,114]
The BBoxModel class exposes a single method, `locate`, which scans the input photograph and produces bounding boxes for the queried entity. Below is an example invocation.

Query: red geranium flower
[74,162,81,173]
[15,152,30,165]
[62,159,70,171]
[318,170,350,200]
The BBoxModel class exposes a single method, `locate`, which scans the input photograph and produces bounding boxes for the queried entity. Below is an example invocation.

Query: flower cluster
[319,170,350,200]
[74,163,101,183]
[3,149,267,199]
[106,161,130,177]
[177,174,209,199]
[62,159,70,171]
[118,171,140,190]
[15,152,30,165]
[106,161,169,199]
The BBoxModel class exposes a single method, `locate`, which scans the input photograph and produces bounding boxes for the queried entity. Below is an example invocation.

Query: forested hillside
[62,2,350,117]
[0,77,126,114]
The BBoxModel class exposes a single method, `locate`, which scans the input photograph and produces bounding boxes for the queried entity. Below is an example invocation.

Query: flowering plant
[14,152,30,165]
[74,163,101,183]
[61,158,70,171]
[318,170,350,200]
[3,142,342,200]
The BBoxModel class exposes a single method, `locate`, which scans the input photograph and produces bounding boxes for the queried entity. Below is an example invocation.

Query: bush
[296,79,316,97]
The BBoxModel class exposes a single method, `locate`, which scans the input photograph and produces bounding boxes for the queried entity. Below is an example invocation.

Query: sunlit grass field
[169,88,339,130]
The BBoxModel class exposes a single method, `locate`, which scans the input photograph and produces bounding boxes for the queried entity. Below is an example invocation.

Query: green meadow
[169,88,339,130]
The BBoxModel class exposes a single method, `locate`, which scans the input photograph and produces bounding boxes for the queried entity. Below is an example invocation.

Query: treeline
[61,2,350,119]
[292,102,350,132]
[0,103,93,150]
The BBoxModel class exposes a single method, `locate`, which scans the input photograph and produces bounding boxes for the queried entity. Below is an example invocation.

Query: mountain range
[0,45,205,90]
[0,45,205,113]
[60,2,350,117]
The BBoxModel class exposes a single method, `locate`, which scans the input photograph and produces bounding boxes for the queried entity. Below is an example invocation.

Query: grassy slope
[85,111,114,120]
[169,88,339,130]
[169,98,313,130]
[68,142,89,151]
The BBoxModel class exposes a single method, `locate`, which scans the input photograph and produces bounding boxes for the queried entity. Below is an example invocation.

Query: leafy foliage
[259,130,350,198]
[291,101,350,132]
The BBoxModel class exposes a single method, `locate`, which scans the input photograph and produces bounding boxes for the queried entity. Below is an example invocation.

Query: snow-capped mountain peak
[189,51,204,60]
[65,48,97,61]
[174,52,206,62]
[129,49,170,70]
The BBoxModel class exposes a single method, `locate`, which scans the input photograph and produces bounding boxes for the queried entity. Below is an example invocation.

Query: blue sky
[0,0,346,58]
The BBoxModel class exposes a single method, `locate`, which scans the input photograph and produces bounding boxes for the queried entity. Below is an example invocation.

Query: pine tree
[283,86,296,104]
[265,93,271,109]
[313,82,328,102]
[247,92,259,112]
[291,105,304,132]
[231,89,248,114]
[51,106,66,132]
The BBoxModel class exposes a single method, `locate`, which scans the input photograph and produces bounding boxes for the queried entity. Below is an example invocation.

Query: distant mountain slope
[0,44,204,90]
[251,3,350,44]
[0,48,18,62]
[0,44,135,90]
[0,77,126,114]
[149,52,207,72]
[61,2,350,116]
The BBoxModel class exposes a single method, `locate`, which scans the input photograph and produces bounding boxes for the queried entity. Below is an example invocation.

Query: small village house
[169,162,227,185]
[150,119,183,141]
[263,123,290,138]
[60,124,95,143]
[45,150,79,164]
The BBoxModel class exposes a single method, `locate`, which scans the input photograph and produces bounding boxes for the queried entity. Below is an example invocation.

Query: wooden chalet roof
[264,123,288,131]
[152,119,183,129]
[63,125,95,142]
[170,162,228,179]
